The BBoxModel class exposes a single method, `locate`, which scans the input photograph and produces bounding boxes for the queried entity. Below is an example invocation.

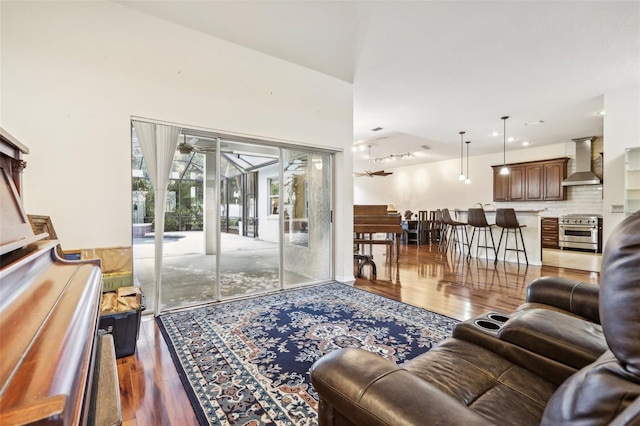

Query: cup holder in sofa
[455,312,511,338]
[474,319,501,331]
[487,313,510,323]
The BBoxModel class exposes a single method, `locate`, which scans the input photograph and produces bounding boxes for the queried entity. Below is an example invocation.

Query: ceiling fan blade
[178,142,194,154]
[354,169,392,177]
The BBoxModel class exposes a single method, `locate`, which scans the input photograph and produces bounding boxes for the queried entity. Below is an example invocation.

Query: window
[268,177,279,215]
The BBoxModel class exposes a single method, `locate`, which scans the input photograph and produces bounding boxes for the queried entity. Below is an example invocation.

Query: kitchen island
[454,209,543,266]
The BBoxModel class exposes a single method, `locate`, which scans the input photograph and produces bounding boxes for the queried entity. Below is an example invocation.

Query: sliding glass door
[132,121,334,314]
[282,149,332,287]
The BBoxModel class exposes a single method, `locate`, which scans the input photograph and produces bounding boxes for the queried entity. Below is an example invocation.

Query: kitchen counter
[454,209,542,266]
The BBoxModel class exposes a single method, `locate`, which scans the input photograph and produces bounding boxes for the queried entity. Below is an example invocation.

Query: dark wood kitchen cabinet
[493,166,524,201]
[542,159,568,200]
[525,164,543,200]
[493,157,568,202]
[541,217,559,249]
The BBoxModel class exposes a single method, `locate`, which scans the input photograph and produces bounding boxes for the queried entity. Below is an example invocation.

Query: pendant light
[500,116,510,175]
[464,140,471,184]
[458,131,466,181]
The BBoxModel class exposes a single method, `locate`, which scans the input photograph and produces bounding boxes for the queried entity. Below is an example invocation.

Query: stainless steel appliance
[558,214,601,252]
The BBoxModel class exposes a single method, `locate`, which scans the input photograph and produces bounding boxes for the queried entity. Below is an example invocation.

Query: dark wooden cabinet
[541,217,559,249]
[525,164,543,200]
[542,160,567,200]
[597,217,603,253]
[493,169,509,201]
[493,158,568,202]
[493,166,524,201]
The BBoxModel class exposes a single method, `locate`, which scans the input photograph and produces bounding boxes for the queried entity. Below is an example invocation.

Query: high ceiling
[118,1,640,171]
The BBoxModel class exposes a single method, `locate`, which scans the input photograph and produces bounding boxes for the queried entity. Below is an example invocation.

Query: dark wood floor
[117,243,599,425]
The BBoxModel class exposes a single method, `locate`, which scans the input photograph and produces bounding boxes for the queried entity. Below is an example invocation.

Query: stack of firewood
[100,286,142,313]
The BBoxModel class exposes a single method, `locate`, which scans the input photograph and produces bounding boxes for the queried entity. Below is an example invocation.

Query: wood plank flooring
[117,243,599,424]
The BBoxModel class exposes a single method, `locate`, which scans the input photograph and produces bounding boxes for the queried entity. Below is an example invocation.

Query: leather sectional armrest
[498,308,607,370]
[310,347,492,426]
[525,276,600,323]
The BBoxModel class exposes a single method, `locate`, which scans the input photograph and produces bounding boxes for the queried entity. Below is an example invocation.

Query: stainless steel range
[558,214,602,252]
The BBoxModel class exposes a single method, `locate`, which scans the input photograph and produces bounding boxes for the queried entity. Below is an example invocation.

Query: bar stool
[466,208,496,260]
[494,208,528,265]
[442,208,469,255]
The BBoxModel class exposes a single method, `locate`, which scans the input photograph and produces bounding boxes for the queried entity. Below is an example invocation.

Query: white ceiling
[118,1,640,172]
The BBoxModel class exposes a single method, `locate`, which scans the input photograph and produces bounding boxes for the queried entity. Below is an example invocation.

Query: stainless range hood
[562,137,602,186]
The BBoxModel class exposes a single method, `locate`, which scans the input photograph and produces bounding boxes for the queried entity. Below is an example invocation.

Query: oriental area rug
[157,282,458,425]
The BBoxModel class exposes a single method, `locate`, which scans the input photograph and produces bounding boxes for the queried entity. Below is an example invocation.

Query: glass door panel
[132,130,217,313]
[159,149,216,311]
[282,150,332,287]
[219,142,280,299]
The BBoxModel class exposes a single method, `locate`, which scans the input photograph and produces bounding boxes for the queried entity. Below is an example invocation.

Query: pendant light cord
[501,116,509,166]
[465,140,471,184]
[466,141,470,177]
[459,131,465,180]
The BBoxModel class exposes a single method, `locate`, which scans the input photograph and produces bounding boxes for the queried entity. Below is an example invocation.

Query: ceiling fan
[354,145,393,177]
[177,135,200,154]
[177,135,224,154]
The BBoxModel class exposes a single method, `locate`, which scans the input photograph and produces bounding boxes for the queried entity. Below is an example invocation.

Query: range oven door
[559,225,598,250]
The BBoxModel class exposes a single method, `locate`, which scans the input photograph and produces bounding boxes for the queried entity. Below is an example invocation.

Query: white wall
[603,84,640,243]
[1,1,354,280]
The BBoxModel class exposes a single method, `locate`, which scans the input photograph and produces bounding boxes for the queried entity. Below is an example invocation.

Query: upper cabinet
[493,166,524,201]
[492,158,568,202]
[542,160,567,200]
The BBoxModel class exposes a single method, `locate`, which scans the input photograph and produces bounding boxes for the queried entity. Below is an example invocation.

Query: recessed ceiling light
[492,131,500,137]
[372,127,383,132]
[508,137,515,142]
[522,141,530,146]
[525,120,545,126]
[597,110,605,116]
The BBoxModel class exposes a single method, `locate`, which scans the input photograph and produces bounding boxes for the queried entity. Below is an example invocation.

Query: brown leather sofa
[310,212,640,425]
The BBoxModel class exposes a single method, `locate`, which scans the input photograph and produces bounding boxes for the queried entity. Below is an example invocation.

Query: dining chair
[435,209,448,252]
[418,210,431,244]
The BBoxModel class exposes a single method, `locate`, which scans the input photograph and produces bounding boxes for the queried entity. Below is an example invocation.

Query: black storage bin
[98,309,142,358]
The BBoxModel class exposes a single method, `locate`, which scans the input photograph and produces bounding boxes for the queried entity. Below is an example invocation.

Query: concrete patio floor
[133,231,311,312]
